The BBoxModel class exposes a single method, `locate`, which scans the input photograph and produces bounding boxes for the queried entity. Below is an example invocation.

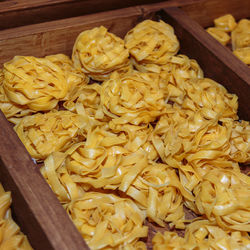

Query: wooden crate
[0,1,249,249]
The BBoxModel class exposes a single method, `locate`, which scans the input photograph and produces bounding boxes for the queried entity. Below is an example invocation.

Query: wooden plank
[0,6,143,66]
[0,0,168,30]
[180,0,250,27]
[0,111,89,250]
[160,7,250,121]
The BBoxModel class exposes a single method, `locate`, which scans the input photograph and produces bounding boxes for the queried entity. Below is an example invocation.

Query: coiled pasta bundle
[152,219,250,250]
[126,162,194,229]
[63,83,110,123]
[0,70,34,124]
[14,110,89,160]
[72,26,130,81]
[65,192,148,249]
[125,20,179,65]
[231,19,250,50]
[190,169,250,232]
[45,54,89,100]
[214,14,237,32]
[101,71,167,126]
[0,184,33,250]
[206,27,231,45]
[233,47,250,65]
[3,56,68,111]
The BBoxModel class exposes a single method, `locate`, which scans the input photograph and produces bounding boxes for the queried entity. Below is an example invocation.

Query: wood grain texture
[160,7,250,121]
[0,0,168,30]
[0,111,89,250]
[180,0,250,27]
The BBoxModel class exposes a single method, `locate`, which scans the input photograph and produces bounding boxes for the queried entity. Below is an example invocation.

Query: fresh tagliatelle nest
[1,19,250,250]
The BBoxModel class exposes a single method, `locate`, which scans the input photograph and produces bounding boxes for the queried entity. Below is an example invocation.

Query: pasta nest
[124,20,179,64]
[45,54,89,100]
[231,19,250,50]
[65,192,148,249]
[214,14,237,32]
[72,26,130,81]
[14,110,89,160]
[233,47,250,65]
[152,219,250,250]
[126,161,194,229]
[180,78,238,120]
[0,70,34,124]
[0,184,32,250]
[101,71,167,126]
[63,83,110,123]
[3,56,68,111]
[191,169,250,232]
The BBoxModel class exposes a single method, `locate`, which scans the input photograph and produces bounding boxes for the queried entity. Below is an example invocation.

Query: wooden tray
[0,2,249,250]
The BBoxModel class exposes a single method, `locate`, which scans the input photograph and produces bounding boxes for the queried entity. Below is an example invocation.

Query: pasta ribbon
[14,110,90,160]
[214,14,237,32]
[206,27,231,45]
[45,54,89,100]
[72,26,130,81]
[0,70,34,124]
[101,71,167,126]
[0,184,33,250]
[190,169,250,232]
[153,219,250,249]
[65,192,148,249]
[231,19,250,50]
[125,20,179,65]
[233,47,250,65]
[3,56,68,111]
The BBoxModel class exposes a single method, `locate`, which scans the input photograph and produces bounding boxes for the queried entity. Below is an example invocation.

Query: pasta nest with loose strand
[152,219,250,250]
[63,83,110,123]
[0,184,33,250]
[72,26,131,81]
[0,70,34,124]
[3,56,68,111]
[187,168,250,232]
[65,192,148,249]
[45,54,89,101]
[124,20,179,65]
[126,161,194,229]
[177,78,238,120]
[101,71,167,126]
[14,110,91,161]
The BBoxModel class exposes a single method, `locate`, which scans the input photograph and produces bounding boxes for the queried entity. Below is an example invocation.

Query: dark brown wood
[0,111,89,250]
[180,0,250,27]
[160,7,250,121]
[0,6,143,66]
[0,0,168,30]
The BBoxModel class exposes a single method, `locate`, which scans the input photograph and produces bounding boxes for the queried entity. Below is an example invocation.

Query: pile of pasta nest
[206,14,250,67]
[0,19,250,250]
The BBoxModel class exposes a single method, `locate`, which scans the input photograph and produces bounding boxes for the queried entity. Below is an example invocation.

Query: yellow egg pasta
[45,54,89,100]
[14,110,90,160]
[72,26,130,81]
[101,71,167,126]
[0,184,33,250]
[206,27,231,45]
[214,14,237,32]
[65,192,148,249]
[125,20,179,65]
[3,56,68,111]
[233,47,250,65]
[153,219,250,250]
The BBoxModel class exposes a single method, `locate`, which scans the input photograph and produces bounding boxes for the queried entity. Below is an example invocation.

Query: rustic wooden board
[180,0,250,28]
[0,2,249,250]
[0,0,168,30]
